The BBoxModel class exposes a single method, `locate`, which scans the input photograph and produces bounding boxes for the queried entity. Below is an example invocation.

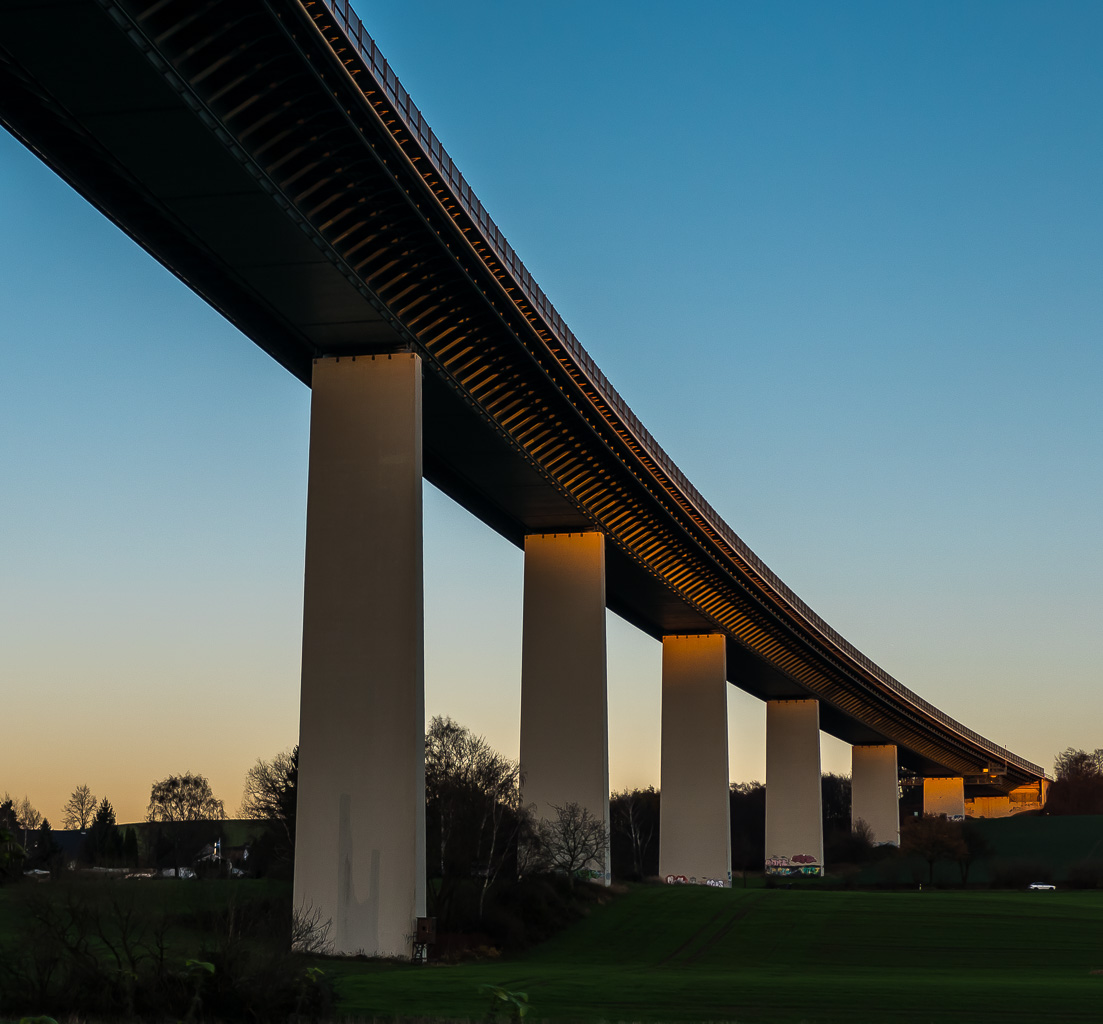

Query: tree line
[5,740,1100,888]
[1,772,230,878]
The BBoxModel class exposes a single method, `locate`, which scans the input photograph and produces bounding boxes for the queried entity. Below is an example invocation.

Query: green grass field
[5,856,1103,1022]
[333,886,1103,1023]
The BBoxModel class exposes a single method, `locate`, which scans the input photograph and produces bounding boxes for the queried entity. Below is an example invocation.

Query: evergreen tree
[0,797,16,831]
[31,818,61,873]
[84,797,122,865]
[0,827,25,883]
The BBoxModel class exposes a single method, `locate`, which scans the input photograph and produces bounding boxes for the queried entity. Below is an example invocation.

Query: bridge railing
[318,0,1045,781]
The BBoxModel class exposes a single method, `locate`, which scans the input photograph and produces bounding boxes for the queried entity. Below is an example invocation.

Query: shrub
[867,856,909,889]
[0,880,332,1021]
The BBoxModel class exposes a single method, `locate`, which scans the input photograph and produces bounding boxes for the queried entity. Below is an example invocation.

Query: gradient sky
[2,1,1101,825]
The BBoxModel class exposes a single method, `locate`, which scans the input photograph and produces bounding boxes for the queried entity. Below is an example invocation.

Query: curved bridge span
[2,0,1045,950]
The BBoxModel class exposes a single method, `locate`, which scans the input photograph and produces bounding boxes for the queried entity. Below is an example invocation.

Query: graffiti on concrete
[664,874,728,887]
[764,854,821,877]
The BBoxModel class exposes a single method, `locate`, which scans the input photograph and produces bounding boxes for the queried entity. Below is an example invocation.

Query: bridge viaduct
[1,0,1046,956]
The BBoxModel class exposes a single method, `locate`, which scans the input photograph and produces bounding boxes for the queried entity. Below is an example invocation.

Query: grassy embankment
[332,885,1103,1023]
[2,879,1102,1022]
[970,813,1103,877]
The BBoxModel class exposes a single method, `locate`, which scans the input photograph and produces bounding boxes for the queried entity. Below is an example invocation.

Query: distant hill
[970,813,1103,882]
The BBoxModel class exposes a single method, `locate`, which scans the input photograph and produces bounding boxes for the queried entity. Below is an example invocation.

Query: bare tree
[16,797,42,833]
[730,781,766,884]
[955,821,992,883]
[1055,748,1103,776]
[291,901,334,955]
[424,716,524,921]
[516,804,550,877]
[147,773,224,877]
[239,746,298,852]
[473,753,522,918]
[147,773,225,822]
[425,716,487,878]
[425,716,517,876]
[62,784,97,830]
[901,814,967,884]
[821,772,852,838]
[542,802,609,886]
[14,797,42,853]
[1046,748,1103,815]
[611,787,657,878]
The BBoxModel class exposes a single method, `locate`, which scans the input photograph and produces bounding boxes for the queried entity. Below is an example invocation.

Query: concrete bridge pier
[851,744,900,846]
[519,531,611,883]
[659,634,731,886]
[765,699,824,876]
[294,354,426,958]
[923,776,966,819]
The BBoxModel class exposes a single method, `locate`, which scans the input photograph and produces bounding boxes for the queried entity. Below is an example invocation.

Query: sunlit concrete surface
[966,794,1011,818]
[659,634,731,886]
[294,354,426,956]
[851,744,900,846]
[765,699,824,875]
[519,531,611,882]
[923,776,966,820]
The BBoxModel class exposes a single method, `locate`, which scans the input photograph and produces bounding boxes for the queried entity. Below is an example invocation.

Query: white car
[1028,883,1056,890]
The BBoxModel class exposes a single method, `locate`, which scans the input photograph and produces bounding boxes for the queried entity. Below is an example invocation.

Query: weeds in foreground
[480,982,530,1022]
[0,882,332,1022]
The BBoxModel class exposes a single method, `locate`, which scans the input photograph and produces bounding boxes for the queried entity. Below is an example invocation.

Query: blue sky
[2,1,1101,823]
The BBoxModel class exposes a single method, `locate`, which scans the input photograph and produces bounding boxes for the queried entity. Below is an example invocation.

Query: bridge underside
[0,0,1041,788]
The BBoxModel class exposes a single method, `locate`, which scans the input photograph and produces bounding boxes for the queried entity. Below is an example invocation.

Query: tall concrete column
[519,531,610,883]
[294,353,425,957]
[765,699,823,876]
[659,634,731,886]
[923,777,966,820]
[851,744,900,846]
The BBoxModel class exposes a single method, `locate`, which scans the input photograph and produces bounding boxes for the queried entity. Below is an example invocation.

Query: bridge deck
[0,0,1045,786]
